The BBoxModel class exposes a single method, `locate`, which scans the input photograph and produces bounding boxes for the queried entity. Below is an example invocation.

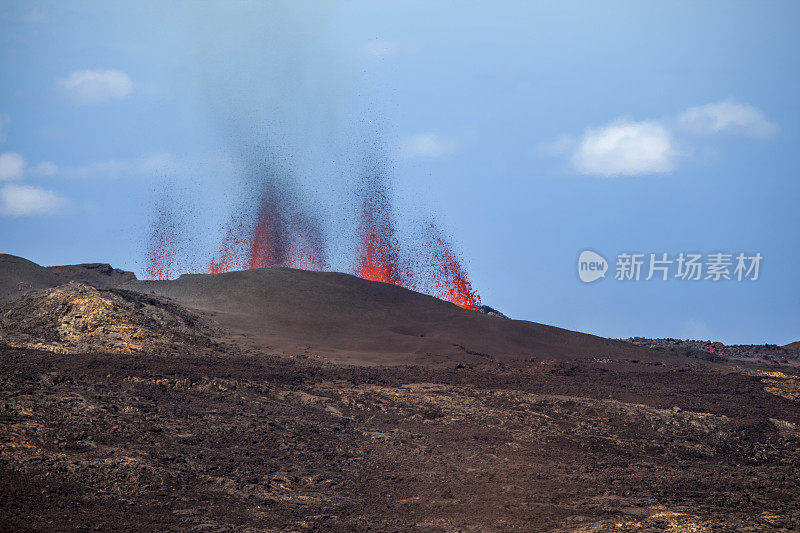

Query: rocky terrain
[0,281,223,356]
[625,337,800,365]
[2,349,798,531]
[1,254,798,531]
[45,262,137,289]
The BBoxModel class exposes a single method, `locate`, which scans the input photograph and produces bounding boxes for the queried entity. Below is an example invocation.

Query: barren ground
[1,256,798,531]
[2,348,798,531]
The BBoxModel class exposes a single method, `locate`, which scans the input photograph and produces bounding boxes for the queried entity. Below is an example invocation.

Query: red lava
[149,163,480,309]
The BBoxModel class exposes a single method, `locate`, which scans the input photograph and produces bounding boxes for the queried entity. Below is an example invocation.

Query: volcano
[122,267,648,365]
[0,254,648,365]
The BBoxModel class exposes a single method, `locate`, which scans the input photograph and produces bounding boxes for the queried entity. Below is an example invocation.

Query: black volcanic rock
[47,262,137,289]
[0,281,220,355]
[626,337,799,363]
[476,305,508,318]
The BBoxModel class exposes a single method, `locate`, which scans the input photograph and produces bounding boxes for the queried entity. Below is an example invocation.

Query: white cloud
[541,99,778,177]
[0,152,26,180]
[54,154,176,179]
[57,69,133,105]
[677,98,778,138]
[0,114,9,143]
[0,152,58,180]
[28,161,58,176]
[58,160,130,179]
[571,120,677,176]
[0,184,68,216]
[400,133,456,158]
[0,150,227,188]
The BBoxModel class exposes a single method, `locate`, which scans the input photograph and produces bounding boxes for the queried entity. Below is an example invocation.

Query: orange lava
[284,239,325,271]
[355,224,403,285]
[425,224,481,310]
[209,196,326,274]
[146,206,177,280]
[708,343,726,356]
[282,210,327,271]
[147,250,173,280]
[151,164,480,309]
[248,200,279,269]
[354,174,404,286]
[209,220,246,274]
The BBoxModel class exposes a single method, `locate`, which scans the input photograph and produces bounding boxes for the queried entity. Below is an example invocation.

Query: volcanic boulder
[0,281,221,355]
[476,305,508,318]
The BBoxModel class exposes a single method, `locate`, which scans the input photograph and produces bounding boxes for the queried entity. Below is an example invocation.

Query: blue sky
[1,1,798,344]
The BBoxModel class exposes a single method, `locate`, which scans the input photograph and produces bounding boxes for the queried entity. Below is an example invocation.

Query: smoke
[142,3,482,309]
[179,3,343,273]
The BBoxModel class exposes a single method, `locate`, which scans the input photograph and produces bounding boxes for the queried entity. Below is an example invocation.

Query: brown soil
[46,263,137,289]
[1,349,798,531]
[117,267,656,366]
[0,254,64,304]
[1,255,798,531]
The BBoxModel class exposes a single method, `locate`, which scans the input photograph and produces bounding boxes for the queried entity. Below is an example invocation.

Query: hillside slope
[1,254,652,365]
[122,268,651,365]
[0,254,64,304]
[46,263,136,289]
